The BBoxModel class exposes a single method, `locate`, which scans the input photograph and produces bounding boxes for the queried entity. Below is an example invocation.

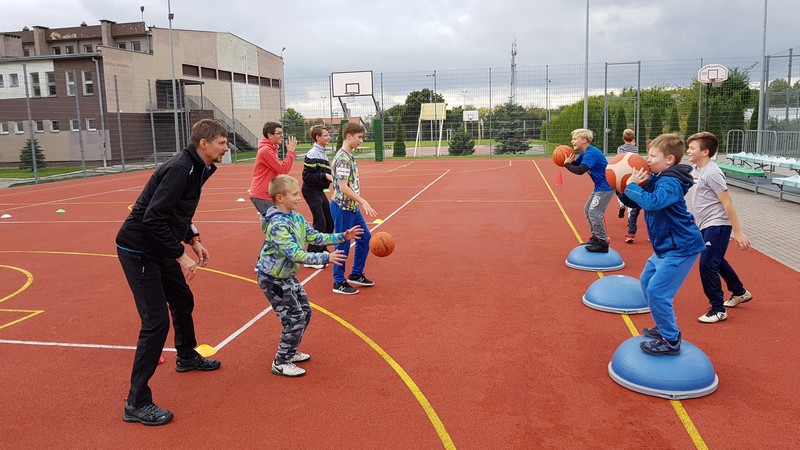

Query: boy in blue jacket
[621,134,706,355]
[256,175,363,377]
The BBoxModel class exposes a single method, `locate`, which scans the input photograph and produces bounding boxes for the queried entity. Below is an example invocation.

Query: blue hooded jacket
[621,164,705,258]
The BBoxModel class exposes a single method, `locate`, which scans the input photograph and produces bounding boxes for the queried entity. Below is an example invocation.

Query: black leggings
[302,185,333,252]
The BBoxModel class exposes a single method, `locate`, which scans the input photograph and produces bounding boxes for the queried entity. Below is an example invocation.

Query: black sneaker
[642,327,662,339]
[332,281,359,295]
[618,205,626,218]
[580,235,598,245]
[123,400,173,426]
[585,239,609,253]
[175,354,221,372]
[640,337,681,356]
[348,274,375,287]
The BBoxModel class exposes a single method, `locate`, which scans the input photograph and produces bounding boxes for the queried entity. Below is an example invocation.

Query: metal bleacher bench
[771,175,800,201]
[725,152,800,201]
[716,161,766,178]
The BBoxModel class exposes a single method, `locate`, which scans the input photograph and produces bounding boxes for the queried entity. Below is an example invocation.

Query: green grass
[0,166,99,178]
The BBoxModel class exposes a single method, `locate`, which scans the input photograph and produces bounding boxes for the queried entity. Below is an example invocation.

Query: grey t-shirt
[689,162,731,230]
[617,143,638,154]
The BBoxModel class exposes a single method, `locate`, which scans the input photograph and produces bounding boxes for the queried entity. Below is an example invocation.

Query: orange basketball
[552,145,574,167]
[370,231,395,257]
[606,153,650,193]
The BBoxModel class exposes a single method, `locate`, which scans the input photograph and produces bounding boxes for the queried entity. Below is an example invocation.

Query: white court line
[0,339,176,352]
[214,168,451,351]
[0,169,451,354]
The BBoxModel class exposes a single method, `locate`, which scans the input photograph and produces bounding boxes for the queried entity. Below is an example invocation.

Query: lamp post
[461,90,467,109]
[167,0,180,152]
[583,0,590,128]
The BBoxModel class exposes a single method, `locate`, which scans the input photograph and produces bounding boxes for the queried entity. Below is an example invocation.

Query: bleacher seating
[723,152,800,201]
[771,175,800,202]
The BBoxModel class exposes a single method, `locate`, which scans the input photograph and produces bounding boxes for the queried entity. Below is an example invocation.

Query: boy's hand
[325,173,333,181]
[344,225,364,241]
[361,200,377,217]
[329,249,347,266]
[732,231,750,251]
[627,167,650,187]
[564,152,576,165]
[285,136,298,152]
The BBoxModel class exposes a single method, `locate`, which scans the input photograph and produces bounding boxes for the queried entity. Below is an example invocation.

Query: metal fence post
[148,79,158,164]
[22,64,39,184]
[73,70,87,177]
[113,75,126,172]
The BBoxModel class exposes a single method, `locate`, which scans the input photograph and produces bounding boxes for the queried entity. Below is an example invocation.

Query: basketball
[552,145,574,167]
[606,153,650,193]
[370,231,395,257]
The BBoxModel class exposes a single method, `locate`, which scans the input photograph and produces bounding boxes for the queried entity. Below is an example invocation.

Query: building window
[46,72,56,96]
[272,79,281,88]
[86,118,97,131]
[23,48,30,57]
[65,45,75,54]
[50,120,60,132]
[35,120,45,133]
[31,73,41,97]
[182,64,200,77]
[248,75,259,85]
[82,71,94,95]
[0,122,9,134]
[201,67,216,79]
[117,42,127,50]
[53,47,61,55]
[16,122,25,134]
[10,73,19,87]
[218,70,232,81]
[233,73,246,83]
[260,78,271,87]
[70,119,80,131]
[0,74,4,88]
[83,44,93,53]
[67,72,77,96]
[132,41,141,51]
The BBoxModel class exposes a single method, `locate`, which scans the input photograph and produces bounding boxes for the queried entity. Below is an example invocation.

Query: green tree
[19,138,46,170]
[393,118,406,157]
[686,100,699,135]
[448,127,475,156]
[648,107,664,138]
[748,102,759,130]
[491,102,530,154]
[282,108,308,143]
[611,107,628,148]
[668,106,680,134]
[336,119,348,150]
[726,93,745,134]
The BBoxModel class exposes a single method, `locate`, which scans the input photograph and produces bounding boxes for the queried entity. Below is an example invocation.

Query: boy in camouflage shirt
[256,175,363,377]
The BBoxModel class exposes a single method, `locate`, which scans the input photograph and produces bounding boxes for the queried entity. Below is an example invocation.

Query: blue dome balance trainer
[565,245,625,272]
[582,275,649,314]
[608,336,718,399]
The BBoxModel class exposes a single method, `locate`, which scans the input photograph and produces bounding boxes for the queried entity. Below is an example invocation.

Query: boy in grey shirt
[686,132,753,323]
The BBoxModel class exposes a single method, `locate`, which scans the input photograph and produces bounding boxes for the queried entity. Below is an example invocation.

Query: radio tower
[509,39,517,104]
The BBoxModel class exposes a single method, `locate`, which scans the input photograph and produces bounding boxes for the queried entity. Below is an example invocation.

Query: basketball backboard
[698,64,729,84]
[331,71,374,97]
[420,103,446,121]
[463,110,479,122]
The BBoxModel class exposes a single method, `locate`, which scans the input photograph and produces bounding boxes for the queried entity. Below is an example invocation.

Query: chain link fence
[2,48,798,180]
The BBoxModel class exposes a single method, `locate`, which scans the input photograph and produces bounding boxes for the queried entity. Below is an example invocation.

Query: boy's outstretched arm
[717,191,750,250]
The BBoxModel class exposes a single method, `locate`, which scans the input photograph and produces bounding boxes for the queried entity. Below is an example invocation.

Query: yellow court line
[448,160,511,175]
[531,160,708,450]
[0,250,454,449]
[387,161,415,173]
[0,309,45,330]
[0,265,34,303]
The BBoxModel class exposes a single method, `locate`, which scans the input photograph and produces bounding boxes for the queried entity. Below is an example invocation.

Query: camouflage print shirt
[331,149,360,212]
[255,207,345,279]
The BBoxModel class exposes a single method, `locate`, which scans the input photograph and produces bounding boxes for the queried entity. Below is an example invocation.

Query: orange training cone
[555,171,564,186]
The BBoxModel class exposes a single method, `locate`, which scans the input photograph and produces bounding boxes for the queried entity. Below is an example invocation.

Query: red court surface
[1,158,798,448]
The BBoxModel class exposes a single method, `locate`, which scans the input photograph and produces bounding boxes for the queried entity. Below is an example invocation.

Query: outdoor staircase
[186,95,259,152]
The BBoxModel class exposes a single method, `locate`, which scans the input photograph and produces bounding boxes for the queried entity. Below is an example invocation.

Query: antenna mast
[510,39,517,104]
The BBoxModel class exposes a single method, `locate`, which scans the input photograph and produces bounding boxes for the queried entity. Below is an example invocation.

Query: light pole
[583,0,590,128]
[167,0,180,152]
[321,96,326,124]
[461,90,467,109]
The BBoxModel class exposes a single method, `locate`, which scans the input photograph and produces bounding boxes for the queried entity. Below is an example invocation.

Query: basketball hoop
[698,64,729,86]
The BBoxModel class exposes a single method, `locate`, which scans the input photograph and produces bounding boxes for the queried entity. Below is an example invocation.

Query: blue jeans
[330,201,371,284]
[627,206,641,234]
[699,226,745,311]
[640,252,699,342]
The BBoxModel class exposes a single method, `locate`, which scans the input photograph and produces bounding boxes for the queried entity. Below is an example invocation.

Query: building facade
[0,20,283,166]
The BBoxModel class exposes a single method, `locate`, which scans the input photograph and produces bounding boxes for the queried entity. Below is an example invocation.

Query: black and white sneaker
[175,354,221,372]
[123,400,173,426]
[332,281,359,295]
[347,274,375,287]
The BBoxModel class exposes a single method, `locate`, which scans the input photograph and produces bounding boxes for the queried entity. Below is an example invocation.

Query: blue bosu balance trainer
[565,245,625,272]
[582,275,649,314]
[608,336,718,399]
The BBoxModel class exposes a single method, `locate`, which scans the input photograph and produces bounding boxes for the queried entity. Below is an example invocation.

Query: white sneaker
[723,290,753,307]
[698,309,728,323]
[291,352,311,363]
[303,263,325,269]
[271,361,306,377]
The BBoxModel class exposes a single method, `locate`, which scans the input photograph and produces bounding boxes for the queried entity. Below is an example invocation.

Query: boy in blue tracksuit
[256,175,363,377]
[620,134,706,356]
[564,128,615,253]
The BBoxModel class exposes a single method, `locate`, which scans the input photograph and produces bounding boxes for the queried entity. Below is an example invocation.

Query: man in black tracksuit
[115,119,228,426]
[301,125,334,264]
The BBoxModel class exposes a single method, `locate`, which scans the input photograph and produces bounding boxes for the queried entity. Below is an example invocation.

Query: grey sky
[1,0,798,78]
